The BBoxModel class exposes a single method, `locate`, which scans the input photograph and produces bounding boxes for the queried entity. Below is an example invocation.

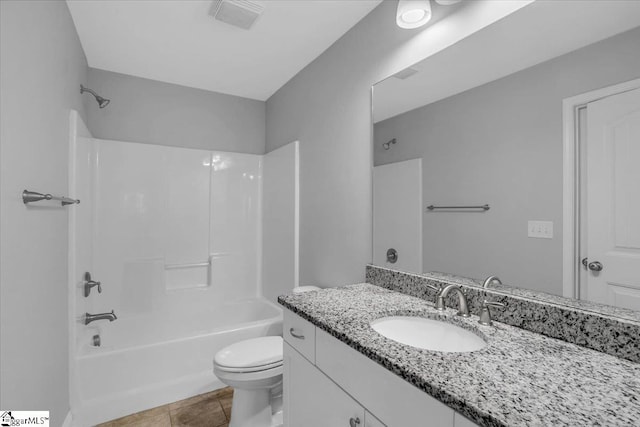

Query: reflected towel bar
[427,204,490,211]
[22,190,80,206]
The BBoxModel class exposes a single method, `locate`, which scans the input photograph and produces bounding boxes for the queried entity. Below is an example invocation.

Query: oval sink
[370,316,487,353]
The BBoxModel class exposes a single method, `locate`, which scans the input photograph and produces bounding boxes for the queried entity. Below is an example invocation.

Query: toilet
[213,286,320,427]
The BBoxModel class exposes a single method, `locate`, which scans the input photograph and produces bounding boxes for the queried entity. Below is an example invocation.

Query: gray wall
[87,68,266,154]
[265,0,473,286]
[0,1,89,425]
[374,28,640,294]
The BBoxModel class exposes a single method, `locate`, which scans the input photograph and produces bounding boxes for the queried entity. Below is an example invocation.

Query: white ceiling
[67,0,382,101]
[374,0,640,122]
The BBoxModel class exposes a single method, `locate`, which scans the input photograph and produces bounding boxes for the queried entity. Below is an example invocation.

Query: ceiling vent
[209,0,264,30]
[392,67,420,80]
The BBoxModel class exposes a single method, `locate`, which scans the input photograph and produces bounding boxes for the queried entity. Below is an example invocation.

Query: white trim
[62,411,73,427]
[293,140,300,289]
[68,110,93,423]
[256,155,264,297]
[561,78,640,298]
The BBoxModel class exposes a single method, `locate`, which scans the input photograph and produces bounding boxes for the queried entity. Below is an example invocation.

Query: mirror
[372,1,640,312]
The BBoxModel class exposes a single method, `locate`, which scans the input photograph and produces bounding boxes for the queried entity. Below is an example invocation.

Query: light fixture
[435,0,461,5]
[396,0,432,29]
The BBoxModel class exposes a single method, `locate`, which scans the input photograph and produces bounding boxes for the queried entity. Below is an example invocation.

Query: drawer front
[315,328,454,427]
[283,309,316,363]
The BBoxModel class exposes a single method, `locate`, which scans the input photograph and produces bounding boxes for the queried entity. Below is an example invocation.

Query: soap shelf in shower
[22,189,80,206]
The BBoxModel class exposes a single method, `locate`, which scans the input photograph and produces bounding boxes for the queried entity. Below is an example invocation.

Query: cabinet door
[366,410,386,427]
[284,342,364,427]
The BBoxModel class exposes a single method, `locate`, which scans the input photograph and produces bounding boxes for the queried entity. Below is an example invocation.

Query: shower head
[80,85,110,108]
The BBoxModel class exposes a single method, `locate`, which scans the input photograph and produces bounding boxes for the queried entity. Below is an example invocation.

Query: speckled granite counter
[278,284,640,427]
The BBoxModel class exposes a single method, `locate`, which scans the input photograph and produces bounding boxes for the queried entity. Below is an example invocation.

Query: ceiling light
[435,0,461,5]
[396,0,432,29]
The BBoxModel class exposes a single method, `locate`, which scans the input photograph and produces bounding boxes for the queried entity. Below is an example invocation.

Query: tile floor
[96,387,233,427]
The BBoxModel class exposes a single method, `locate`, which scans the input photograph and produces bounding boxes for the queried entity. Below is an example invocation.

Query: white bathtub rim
[77,300,283,358]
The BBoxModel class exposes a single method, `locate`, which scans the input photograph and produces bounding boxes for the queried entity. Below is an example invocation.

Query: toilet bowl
[213,286,320,427]
[214,336,284,427]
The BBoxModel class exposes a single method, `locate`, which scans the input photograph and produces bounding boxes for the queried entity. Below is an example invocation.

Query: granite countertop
[278,283,640,427]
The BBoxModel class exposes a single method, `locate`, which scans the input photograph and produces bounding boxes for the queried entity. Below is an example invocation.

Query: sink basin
[370,316,487,353]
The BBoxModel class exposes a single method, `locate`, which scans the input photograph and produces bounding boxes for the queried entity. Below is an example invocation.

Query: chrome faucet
[85,310,117,325]
[482,275,502,289]
[435,284,470,317]
[479,275,505,325]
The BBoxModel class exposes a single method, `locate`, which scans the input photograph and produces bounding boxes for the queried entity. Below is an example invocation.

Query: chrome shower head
[80,85,110,108]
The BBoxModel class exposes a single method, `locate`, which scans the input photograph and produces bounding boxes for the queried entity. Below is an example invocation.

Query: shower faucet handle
[84,272,102,297]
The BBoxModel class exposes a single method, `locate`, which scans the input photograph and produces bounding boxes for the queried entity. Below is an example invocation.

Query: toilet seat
[214,336,283,373]
[216,360,282,374]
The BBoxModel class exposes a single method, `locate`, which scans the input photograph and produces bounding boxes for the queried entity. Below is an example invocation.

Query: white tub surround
[68,119,298,426]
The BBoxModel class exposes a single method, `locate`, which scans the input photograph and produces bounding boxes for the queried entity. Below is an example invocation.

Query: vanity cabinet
[283,310,480,427]
[284,342,364,427]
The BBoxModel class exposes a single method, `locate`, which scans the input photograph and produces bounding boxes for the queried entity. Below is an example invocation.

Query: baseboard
[62,411,73,427]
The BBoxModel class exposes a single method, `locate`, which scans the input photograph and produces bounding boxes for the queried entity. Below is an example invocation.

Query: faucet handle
[84,272,102,297]
[426,283,441,293]
[484,300,505,308]
[478,299,505,326]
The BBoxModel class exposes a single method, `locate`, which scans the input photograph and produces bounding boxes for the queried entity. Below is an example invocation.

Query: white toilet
[213,286,320,427]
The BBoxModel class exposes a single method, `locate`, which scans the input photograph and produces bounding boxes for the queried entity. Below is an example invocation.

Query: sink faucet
[482,275,502,289]
[479,275,505,325]
[435,284,470,317]
[85,310,117,325]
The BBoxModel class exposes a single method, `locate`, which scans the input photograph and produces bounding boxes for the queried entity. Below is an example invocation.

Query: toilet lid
[292,285,321,294]
[215,336,283,370]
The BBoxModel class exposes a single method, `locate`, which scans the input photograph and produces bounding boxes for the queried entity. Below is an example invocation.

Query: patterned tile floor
[96,387,233,427]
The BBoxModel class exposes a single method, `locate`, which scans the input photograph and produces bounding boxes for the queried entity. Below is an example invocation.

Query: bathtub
[72,298,282,427]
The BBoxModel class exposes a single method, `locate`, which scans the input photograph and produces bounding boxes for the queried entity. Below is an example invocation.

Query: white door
[373,159,422,273]
[584,87,640,309]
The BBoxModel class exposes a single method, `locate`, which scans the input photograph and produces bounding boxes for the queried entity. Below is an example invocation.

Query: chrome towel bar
[427,204,490,211]
[22,190,80,206]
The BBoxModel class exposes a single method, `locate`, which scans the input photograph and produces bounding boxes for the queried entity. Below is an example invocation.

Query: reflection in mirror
[372,1,640,312]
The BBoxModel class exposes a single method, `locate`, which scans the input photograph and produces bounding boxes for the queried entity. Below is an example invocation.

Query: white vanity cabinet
[283,309,481,427]
[284,342,364,427]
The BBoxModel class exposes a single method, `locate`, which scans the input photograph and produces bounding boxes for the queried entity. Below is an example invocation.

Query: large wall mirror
[372,1,640,312]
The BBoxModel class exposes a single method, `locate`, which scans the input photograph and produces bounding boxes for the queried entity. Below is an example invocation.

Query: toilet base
[229,388,281,427]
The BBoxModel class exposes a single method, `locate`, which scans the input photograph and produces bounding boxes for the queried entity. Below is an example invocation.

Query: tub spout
[85,310,117,325]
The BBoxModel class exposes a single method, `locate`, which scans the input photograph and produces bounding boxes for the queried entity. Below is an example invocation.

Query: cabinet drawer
[283,309,316,363]
[315,328,454,427]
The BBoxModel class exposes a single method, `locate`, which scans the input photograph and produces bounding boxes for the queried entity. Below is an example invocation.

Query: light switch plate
[528,220,553,239]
